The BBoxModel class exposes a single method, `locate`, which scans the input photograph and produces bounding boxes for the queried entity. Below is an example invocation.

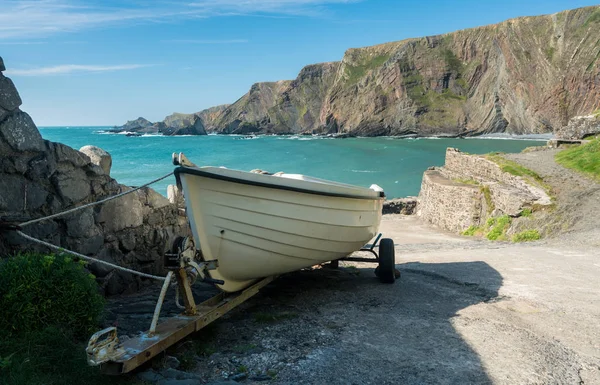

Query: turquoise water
[38,127,545,198]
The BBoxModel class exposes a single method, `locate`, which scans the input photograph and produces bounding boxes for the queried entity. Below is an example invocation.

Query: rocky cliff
[206,5,600,136]
[115,105,229,136]
[0,57,189,295]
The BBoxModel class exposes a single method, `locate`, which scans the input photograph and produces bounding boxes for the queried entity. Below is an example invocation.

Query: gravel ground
[105,148,600,384]
[107,215,600,385]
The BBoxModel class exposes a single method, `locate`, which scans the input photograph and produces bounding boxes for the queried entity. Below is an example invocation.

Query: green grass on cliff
[512,229,541,243]
[593,108,600,117]
[555,135,600,181]
[345,53,391,84]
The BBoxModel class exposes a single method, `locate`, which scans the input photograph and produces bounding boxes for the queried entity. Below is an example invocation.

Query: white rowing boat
[173,153,387,292]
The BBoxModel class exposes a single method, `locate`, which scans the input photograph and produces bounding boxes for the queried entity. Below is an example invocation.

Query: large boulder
[554,114,600,140]
[80,145,112,175]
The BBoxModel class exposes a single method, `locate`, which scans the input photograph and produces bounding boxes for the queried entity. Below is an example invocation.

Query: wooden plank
[103,276,275,374]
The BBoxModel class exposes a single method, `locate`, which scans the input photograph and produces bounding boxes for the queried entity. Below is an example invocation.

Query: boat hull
[176,167,384,292]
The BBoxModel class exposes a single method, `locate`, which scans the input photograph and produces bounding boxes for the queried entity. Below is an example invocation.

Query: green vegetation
[481,185,495,214]
[461,215,512,241]
[555,135,600,181]
[584,8,600,28]
[444,49,463,72]
[486,215,512,241]
[512,230,541,242]
[345,53,391,84]
[0,253,104,338]
[461,225,479,236]
[544,47,555,61]
[0,253,135,385]
[520,208,533,217]
[593,108,600,117]
[454,178,480,185]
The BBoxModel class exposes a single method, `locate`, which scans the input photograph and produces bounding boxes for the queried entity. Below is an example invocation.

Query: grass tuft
[486,215,511,241]
[512,230,541,242]
[555,135,600,181]
[520,208,533,217]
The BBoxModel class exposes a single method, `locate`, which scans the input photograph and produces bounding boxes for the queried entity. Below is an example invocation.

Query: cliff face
[213,63,340,134]
[210,6,600,136]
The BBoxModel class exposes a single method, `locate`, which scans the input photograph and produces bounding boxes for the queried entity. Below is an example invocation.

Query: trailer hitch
[86,327,126,366]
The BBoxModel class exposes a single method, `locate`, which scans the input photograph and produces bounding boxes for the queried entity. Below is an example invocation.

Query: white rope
[19,172,174,228]
[16,230,167,281]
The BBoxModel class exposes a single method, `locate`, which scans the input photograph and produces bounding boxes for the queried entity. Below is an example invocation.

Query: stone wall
[417,171,484,233]
[0,57,188,295]
[554,114,600,140]
[417,148,552,233]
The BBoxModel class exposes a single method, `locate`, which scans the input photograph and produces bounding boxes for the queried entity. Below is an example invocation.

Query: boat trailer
[86,234,395,374]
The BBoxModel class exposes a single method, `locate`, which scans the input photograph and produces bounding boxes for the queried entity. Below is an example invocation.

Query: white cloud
[5,64,150,76]
[0,0,358,39]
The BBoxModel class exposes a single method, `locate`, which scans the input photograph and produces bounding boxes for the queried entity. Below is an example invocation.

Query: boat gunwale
[174,166,386,200]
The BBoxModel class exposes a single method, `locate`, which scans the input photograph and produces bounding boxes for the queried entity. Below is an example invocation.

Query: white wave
[351,170,378,173]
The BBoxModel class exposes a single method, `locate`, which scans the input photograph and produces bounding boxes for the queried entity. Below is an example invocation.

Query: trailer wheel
[377,238,395,284]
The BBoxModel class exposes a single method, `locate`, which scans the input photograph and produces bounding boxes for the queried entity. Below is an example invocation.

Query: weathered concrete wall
[417,148,552,233]
[0,57,188,295]
[554,114,600,140]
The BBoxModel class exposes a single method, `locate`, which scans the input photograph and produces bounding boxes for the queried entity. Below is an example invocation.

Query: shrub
[461,225,479,236]
[0,253,104,338]
[512,230,541,242]
[486,215,511,241]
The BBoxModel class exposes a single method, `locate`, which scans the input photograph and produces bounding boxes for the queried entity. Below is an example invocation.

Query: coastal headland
[118,6,600,138]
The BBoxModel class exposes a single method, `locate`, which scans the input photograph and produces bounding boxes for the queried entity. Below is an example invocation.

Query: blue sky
[1,0,598,126]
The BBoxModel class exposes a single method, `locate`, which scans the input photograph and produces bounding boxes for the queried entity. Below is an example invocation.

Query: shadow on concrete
[103,261,502,384]
[236,261,503,384]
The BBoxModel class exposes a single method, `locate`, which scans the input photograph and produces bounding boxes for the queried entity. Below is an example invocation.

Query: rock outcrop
[417,148,552,233]
[119,117,153,132]
[115,105,230,136]
[156,112,207,136]
[382,197,418,215]
[203,5,600,136]
[554,113,600,140]
[0,57,189,295]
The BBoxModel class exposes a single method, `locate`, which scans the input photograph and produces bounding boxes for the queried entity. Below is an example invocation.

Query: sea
[38,127,549,199]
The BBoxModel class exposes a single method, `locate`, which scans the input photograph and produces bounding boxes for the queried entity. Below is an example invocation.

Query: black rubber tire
[377,238,396,284]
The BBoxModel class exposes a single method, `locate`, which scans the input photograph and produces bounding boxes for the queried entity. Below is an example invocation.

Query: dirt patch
[504,148,600,247]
